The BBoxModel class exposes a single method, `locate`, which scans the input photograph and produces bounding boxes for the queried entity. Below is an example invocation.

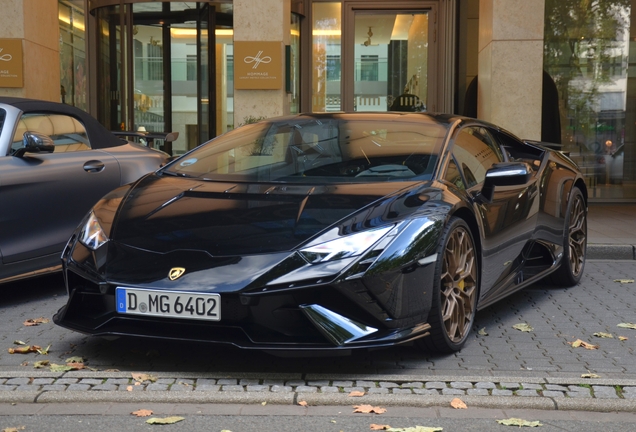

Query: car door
[447,126,540,296]
[0,112,121,264]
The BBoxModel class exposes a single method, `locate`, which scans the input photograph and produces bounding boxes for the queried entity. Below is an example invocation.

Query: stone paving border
[0,372,635,412]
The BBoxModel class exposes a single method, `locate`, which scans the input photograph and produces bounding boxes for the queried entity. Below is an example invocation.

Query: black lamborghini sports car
[54,113,587,353]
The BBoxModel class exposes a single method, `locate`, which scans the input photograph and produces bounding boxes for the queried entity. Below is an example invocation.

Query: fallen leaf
[146,416,185,425]
[13,341,26,345]
[20,361,28,367]
[570,339,599,350]
[593,332,613,338]
[354,405,387,414]
[617,323,636,330]
[8,345,40,354]
[619,336,628,341]
[131,372,157,383]
[23,317,50,326]
[614,279,634,284]
[65,356,84,363]
[370,425,391,431]
[513,323,534,332]
[478,327,488,336]
[261,401,267,406]
[450,398,467,409]
[496,418,542,427]
[298,400,308,407]
[132,409,153,417]
[581,373,601,379]
[33,360,50,369]
[49,363,73,372]
[127,386,133,392]
[2,427,26,432]
[37,345,51,355]
[349,390,366,397]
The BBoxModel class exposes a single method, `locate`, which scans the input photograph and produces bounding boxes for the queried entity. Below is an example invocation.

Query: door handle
[83,160,105,173]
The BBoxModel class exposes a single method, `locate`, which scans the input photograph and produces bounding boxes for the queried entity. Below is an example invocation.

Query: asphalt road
[1,260,635,379]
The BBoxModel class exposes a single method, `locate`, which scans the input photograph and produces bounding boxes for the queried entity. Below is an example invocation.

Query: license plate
[116,288,221,321]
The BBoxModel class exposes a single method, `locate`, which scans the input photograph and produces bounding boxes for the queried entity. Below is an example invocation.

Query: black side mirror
[14,132,55,158]
[481,161,533,202]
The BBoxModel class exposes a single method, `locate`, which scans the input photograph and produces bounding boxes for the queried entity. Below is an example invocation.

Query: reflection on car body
[54,112,588,354]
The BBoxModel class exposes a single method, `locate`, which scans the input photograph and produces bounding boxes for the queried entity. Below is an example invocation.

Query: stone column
[233,0,291,125]
[0,0,59,101]
[478,0,545,140]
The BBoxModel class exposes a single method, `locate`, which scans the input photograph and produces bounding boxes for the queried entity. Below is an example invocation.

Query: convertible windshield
[162,115,449,183]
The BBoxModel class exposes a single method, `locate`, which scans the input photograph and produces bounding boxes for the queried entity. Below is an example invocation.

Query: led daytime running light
[300,226,392,264]
[79,211,109,250]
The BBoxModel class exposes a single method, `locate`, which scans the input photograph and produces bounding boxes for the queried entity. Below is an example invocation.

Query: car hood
[109,174,428,257]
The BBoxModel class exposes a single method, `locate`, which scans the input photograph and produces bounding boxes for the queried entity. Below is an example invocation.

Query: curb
[587,244,635,260]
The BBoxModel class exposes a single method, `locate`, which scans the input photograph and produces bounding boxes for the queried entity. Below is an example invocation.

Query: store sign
[234,41,282,90]
[0,39,23,88]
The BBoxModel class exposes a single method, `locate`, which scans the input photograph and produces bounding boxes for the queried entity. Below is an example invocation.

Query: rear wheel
[550,187,587,286]
[418,217,478,353]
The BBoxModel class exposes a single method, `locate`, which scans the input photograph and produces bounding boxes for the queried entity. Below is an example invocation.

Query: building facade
[0,0,634,202]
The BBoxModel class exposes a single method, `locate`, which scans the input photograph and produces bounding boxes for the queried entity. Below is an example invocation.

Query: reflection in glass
[312,2,342,112]
[58,0,87,110]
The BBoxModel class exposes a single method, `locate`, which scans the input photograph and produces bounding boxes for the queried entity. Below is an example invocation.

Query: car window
[11,113,91,154]
[451,126,504,188]
[444,157,465,190]
[0,108,5,136]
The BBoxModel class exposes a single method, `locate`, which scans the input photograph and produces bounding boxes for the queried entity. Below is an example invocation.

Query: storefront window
[312,2,342,112]
[58,0,87,110]
[544,0,634,201]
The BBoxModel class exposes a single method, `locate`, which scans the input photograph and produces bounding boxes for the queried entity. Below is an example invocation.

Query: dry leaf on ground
[617,323,636,330]
[593,332,613,338]
[8,345,40,354]
[513,323,534,332]
[33,360,49,369]
[613,279,634,284]
[23,317,50,326]
[619,336,628,341]
[354,405,387,414]
[570,339,599,350]
[37,345,51,355]
[298,400,308,407]
[132,409,153,417]
[132,372,158,383]
[2,427,26,432]
[450,398,467,409]
[146,416,185,425]
[349,390,365,397]
[581,373,601,379]
[370,424,391,430]
[496,418,542,427]
[478,327,488,336]
[385,427,443,432]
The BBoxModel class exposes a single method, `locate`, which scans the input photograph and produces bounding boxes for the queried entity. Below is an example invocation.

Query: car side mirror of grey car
[481,161,533,202]
[14,132,55,158]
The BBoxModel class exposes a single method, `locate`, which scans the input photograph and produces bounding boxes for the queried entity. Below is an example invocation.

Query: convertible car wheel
[550,187,587,286]
[419,217,478,353]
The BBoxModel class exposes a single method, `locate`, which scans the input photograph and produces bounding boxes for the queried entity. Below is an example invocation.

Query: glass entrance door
[351,11,431,112]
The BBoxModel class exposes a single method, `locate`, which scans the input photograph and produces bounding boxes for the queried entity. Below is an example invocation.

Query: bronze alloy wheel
[568,192,587,278]
[440,224,477,344]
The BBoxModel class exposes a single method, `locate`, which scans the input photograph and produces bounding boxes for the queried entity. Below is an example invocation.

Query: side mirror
[481,161,533,202]
[14,132,55,158]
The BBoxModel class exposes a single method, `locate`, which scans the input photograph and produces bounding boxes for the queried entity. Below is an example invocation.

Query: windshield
[162,116,449,183]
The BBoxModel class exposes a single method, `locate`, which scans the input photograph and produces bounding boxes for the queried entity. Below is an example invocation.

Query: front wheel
[417,217,478,353]
[549,187,587,286]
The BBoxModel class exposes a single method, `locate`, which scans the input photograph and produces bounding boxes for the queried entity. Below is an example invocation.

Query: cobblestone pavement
[0,260,635,410]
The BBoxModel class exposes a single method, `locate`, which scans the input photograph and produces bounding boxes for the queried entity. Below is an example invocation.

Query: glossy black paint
[54,113,587,351]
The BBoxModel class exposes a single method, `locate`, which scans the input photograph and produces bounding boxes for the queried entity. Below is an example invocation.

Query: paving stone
[475,382,496,389]
[622,386,636,393]
[246,385,269,392]
[379,381,399,388]
[424,381,447,389]
[194,385,220,392]
[156,379,176,385]
[343,387,365,393]
[217,379,238,386]
[355,381,376,388]
[54,378,79,385]
[16,385,40,391]
[170,384,194,391]
[296,386,318,393]
[545,384,568,391]
[367,387,389,394]
[491,389,513,396]
[119,384,144,391]
[414,389,440,395]
[42,385,67,391]
[400,382,423,389]
[441,388,465,396]
[520,383,543,390]
[263,380,285,386]
[270,385,292,392]
[308,380,330,387]
[79,379,103,386]
[0,385,17,391]
[92,384,118,391]
[498,383,521,390]
[31,378,55,385]
[542,390,565,398]
[568,385,591,393]
[220,385,243,392]
[196,379,217,386]
[567,391,592,398]
[240,379,260,386]
[105,378,129,385]
[450,381,473,389]
[175,379,195,386]
[67,384,91,391]
[516,390,539,397]
[332,380,353,387]
[285,380,307,387]
[146,384,169,391]
[592,386,619,398]
[467,388,489,396]
[623,393,636,399]
[320,386,340,393]
[5,378,31,385]
[392,388,413,395]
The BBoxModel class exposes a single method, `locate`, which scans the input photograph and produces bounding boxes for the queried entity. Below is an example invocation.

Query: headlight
[299,226,393,264]
[79,211,109,250]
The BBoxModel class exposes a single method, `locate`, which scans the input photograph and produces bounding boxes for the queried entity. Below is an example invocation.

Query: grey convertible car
[0,97,169,284]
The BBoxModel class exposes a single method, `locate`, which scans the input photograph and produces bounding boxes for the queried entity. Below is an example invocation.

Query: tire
[417,217,478,353]
[549,187,587,286]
